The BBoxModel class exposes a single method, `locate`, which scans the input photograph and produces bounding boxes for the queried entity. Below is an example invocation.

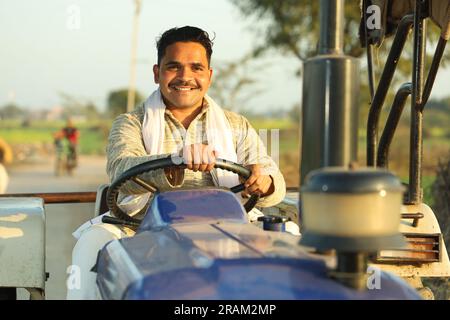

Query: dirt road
[5,156,109,300]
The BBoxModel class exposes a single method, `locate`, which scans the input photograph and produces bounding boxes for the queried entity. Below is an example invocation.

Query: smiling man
[107,26,285,201]
[67,26,286,299]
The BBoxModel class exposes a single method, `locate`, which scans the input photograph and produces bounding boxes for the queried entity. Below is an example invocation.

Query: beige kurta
[106,101,286,208]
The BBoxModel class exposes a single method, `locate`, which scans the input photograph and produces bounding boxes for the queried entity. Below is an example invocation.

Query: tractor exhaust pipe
[299,0,362,289]
[300,0,360,184]
[318,0,344,54]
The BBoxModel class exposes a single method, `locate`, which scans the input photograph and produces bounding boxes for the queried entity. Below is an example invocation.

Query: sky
[1,0,449,113]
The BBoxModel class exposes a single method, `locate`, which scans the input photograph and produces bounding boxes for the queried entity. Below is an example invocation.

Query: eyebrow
[164,61,182,66]
[164,61,207,68]
[191,62,206,68]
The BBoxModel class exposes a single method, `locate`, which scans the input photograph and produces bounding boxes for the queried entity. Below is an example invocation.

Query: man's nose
[177,66,193,79]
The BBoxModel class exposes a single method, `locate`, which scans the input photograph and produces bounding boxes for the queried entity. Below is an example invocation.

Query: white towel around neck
[142,88,240,188]
[72,91,252,238]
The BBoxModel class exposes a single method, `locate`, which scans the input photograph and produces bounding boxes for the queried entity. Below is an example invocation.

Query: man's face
[153,41,212,110]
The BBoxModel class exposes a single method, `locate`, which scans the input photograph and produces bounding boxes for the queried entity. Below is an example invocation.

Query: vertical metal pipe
[366,15,414,167]
[332,252,369,290]
[420,37,448,111]
[377,83,412,168]
[363,0,376,100]
[367,45,376,100]
[409,0,426,204]
[300,0,359,185]
[318,0,344,54]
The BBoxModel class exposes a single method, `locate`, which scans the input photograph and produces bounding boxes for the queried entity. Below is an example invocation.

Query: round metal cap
[301,167,404,194]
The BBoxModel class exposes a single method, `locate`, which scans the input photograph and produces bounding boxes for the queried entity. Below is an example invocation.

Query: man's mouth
[170,85,198,91]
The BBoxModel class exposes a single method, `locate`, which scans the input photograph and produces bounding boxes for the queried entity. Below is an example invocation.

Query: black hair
[156,26,214,66]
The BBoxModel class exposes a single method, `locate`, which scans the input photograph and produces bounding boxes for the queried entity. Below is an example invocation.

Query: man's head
[156,26,213,66]
[153,26,214,110]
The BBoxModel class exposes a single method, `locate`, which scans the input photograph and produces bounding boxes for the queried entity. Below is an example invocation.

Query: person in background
[0,138,13,193]
[61,118,80,169]
[53,130,66,176]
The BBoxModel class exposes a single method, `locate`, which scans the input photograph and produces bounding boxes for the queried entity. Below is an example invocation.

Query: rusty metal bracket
[401,212,425,227]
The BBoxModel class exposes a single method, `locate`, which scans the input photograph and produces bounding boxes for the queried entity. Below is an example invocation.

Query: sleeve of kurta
[234,115,286,207]
[106,111,184,195]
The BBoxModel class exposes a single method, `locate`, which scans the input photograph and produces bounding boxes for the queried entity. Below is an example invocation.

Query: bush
[432,153,450,250]
[421,152,450,300]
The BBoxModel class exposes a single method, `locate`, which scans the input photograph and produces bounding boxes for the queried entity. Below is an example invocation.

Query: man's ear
[208,68,213,83]
[153,64,159,83]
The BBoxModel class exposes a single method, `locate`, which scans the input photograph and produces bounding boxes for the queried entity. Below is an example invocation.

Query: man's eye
[167,65,179,70]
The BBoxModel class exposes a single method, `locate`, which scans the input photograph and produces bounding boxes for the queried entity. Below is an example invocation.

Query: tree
[84,103,101,121]
[229,0,448,130]
[209,53,265,112]
[0,103,25,120]
[230,1,447,93]
[230,0,363,61]
[288,102,301,124]
[59,93,101,121]
[230,1,446,66]
[107,89,144,118]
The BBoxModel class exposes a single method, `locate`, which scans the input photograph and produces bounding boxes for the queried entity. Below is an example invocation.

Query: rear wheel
[55,157,64,176]
[66,146,77,176]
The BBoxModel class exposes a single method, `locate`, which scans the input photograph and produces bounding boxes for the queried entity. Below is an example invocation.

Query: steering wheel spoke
[131,176,157,193]
[230,183,245,193]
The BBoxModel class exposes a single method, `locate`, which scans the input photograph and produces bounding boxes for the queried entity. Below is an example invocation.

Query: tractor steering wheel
[106,156,260,223]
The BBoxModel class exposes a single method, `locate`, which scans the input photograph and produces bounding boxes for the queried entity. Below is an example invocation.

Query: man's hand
[241,164,274,198]
[182,143,217,172]
[165,144,216,182]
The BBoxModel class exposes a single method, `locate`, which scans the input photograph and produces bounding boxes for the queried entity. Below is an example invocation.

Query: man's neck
[166,101,204,129]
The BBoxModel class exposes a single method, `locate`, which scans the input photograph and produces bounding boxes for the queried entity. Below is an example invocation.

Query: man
[0,160,7,194]
[0,138,12,194]
[67,26,286,299]
[53,119,79,176]
[62,118,79,172]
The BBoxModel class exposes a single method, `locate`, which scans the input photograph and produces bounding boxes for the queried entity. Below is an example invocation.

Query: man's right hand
[182,143,217,172]
[165,144,217,183]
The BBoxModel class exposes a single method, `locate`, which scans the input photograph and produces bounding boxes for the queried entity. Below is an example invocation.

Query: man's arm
[233,114,286,207]
[106,110,184,195]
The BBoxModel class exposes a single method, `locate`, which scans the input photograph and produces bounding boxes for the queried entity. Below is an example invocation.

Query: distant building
[45,106,65,121]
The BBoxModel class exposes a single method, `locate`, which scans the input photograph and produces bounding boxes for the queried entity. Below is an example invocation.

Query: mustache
[169,80,198,88]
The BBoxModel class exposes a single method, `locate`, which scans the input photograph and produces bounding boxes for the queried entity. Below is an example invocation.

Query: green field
[0,120,111,155]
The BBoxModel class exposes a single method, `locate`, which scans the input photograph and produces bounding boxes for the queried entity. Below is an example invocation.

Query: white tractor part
[372,202,450,299]
[0,197,46,299]
[373,203,450,278]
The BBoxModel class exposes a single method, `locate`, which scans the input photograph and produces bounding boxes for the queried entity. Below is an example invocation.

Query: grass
[250,118,295,130]
[422,175,436,207]
[0,128,56,144]
[78,130,107,155]
[0,119,111,156]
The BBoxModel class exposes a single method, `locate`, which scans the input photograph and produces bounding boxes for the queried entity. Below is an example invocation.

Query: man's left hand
[242,164,274,198]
